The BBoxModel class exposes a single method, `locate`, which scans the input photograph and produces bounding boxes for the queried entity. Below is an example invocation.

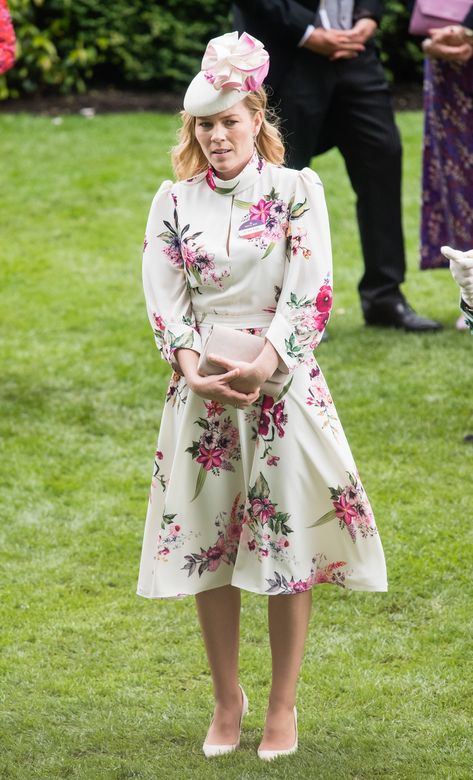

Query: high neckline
[205,150,266,195]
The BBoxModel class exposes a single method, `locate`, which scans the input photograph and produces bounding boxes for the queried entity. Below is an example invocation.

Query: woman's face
[194,100,263,180]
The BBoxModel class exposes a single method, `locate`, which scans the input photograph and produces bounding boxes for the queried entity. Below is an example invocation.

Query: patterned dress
[137,152,387,598]
[420,57,473,269]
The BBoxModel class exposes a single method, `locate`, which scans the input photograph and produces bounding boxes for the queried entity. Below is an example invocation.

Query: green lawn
[1,111,472,780]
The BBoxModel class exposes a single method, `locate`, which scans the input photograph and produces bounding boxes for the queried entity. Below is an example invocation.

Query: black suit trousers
[274,45,406,305]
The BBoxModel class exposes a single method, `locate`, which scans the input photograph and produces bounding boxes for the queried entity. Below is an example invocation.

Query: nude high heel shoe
[202,685,249,758]
[257,706,298,761]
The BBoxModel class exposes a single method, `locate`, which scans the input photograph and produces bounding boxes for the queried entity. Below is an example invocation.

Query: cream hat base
[183,71,246,117]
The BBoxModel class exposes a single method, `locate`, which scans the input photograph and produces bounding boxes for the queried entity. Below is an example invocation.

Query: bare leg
[195,584,243,745]
[259,589,312,751]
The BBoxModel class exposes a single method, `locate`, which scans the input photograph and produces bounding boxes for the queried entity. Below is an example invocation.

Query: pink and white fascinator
[183,31,269,117]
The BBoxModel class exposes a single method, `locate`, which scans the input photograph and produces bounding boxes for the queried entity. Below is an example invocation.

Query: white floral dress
[137,151,387,598]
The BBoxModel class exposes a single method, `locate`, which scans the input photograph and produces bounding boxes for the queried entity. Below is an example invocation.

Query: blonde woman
[137,31,387,760]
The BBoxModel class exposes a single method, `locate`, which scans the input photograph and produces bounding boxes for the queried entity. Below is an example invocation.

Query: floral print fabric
[420,58,473,269]
[138,154,387,598]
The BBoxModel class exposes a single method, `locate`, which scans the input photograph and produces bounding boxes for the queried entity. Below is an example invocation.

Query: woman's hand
[189,369,261,407]
[207,354,265,394]
[423,26,473,63]
[175,347,260,408]
[208,339,282,395]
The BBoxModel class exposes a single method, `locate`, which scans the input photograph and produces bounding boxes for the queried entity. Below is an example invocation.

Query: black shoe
[363,300,443,332]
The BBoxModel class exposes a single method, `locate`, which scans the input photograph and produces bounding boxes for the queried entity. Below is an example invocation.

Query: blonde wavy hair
[171,87,285,181]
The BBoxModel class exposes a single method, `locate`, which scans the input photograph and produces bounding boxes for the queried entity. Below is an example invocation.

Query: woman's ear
[253,110,264,137]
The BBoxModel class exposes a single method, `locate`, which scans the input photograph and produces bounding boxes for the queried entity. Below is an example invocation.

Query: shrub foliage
[2,0,422,100]
[2,0,230,99]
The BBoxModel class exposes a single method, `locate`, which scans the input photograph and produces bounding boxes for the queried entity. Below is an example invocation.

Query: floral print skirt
[137,347,387,598]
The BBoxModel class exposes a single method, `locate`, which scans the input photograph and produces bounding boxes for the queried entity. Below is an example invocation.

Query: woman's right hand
[189,370,261,408]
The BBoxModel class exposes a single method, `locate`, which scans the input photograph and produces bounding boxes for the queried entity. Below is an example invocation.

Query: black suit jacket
[233,0,384,90]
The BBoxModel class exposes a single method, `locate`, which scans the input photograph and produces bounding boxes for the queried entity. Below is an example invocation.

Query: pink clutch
[198,324,290,399]
[409,0,472,35]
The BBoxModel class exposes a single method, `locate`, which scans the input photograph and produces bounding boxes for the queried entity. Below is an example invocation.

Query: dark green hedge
[1,0,422,100]
[379,0,423,84]
[2,0,230,99]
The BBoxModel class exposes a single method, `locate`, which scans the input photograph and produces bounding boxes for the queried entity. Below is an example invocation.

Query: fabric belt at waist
[194,312,274,328]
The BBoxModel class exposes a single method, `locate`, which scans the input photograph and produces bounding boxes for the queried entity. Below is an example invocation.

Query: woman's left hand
[423,26,473,63]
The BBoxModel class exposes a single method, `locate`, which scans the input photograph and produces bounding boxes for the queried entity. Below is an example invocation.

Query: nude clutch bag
[198,324,290,399]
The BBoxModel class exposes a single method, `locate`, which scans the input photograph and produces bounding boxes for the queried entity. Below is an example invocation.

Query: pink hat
[183,31,269,117]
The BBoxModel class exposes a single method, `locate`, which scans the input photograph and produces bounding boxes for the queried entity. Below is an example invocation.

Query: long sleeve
[233,0,316,47]
[142,181,202,371]
[265,168,333,372]
[353,0,384,24]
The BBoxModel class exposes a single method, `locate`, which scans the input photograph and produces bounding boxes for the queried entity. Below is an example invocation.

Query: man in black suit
[233,0,442,331]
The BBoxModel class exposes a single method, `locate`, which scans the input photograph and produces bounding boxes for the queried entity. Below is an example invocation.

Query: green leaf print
[157,230,176,242]
[189,265,203,286]
[160,513,177,530]
[214,183,239,195]
[170,331,194,351]
[249,472,271,501]
[185,441,200,459]
[234,199,254,209]
[269,512,293,536]
[290,198,309,220]
[275,376,293,402]
[285,333,303,360]
[261,241,276,260]
[191,466,208,502]
[288,292,310,309]
[307,509,338,529]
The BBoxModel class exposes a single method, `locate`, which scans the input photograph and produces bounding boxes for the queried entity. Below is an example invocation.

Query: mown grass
[1,111,472,780]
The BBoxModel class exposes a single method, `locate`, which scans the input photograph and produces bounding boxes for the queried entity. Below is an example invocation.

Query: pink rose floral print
[157,193,229,289]
[236,184,310,260]
[183,493,245,577]
[309,472,377,543]
[245,394,288,465]
[266,554,350,594]
[283,280,333,365]
[186,401,241,500]
[306,364,339,437]
[244,473,294,562]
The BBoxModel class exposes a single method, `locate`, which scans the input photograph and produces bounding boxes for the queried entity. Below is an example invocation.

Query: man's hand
[330,18,378,59]
[345,18,378,44]
[303,27,365,59]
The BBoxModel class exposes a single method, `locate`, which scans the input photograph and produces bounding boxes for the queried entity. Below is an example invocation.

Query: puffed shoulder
[152,179,174,203]
[298,167,323,188]
[267,164,323,191]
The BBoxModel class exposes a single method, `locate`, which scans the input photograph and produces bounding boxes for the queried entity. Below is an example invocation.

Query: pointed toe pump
[202,685,249,758]
[257,706,298,761]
